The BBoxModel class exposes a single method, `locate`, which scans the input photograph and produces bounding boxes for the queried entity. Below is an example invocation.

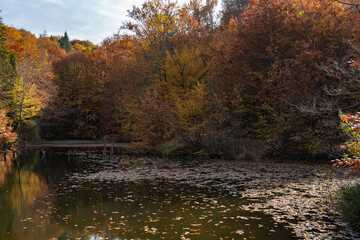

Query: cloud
[1,0,196,44]
[41,0,64,6]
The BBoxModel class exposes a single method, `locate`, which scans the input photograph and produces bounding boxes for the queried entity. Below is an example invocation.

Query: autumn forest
[1,0,360,160]
[3,0,360,239]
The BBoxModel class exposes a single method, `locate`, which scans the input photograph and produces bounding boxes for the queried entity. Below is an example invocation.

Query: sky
[0,0,206,44]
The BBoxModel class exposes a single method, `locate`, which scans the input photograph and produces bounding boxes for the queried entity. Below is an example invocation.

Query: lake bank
[26,140,135,150]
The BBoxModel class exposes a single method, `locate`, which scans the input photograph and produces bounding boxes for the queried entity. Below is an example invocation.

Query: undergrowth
[336,183,360,232]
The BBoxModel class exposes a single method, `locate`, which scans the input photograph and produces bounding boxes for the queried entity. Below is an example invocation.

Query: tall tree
[0,15,16,110]
[185,0,218,32]
[122,0,178,84]
[4,27,56,137]
[220,0,249,26]
[58,31,72,53]
[50,51,111,139]
[0,14,17,147]
[212,0,360,158]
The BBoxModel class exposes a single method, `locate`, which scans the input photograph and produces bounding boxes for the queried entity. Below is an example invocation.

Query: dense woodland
[1,0,360,160]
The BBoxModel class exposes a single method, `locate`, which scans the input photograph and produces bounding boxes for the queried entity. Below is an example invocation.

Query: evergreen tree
[58,31,72,53]
[0,14,16,109]
[0,15,8,62]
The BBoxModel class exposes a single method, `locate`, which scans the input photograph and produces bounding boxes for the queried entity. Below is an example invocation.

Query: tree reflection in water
[0,149,296,240]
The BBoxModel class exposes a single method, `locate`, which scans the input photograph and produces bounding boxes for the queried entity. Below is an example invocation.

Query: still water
[0,149,296,240]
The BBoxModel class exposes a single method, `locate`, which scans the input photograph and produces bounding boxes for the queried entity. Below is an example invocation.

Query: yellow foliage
[165,46,208,100]
[4,27,40,61]
[175,82,209,143]
[3,27,56,129]
[9,169,48,214]
[10,77,42,122]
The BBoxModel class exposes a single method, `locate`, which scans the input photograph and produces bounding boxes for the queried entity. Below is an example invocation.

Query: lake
[0,148,297,240]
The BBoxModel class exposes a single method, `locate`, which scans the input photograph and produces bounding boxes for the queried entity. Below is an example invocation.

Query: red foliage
[130,90,176,146]
[335,112,360,176]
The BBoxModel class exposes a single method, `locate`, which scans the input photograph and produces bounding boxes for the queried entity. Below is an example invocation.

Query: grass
[336,183,360,232]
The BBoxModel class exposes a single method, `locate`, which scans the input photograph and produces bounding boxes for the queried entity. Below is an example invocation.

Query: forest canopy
[1,0,360,160]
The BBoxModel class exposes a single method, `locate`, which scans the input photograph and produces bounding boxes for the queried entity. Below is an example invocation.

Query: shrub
[335,183,360,232]
[333,112,360,176]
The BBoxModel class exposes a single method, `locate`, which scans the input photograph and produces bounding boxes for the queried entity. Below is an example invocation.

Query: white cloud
[1,0,214,44]
[41,0,64,6]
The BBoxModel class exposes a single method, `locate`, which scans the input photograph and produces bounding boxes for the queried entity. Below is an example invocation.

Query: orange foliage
[0,110,17,147]
[210,0,360,157]
[130,90,176,146]
[2,27,61,130]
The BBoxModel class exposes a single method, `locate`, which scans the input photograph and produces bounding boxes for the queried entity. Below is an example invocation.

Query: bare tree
[335,0,360,13]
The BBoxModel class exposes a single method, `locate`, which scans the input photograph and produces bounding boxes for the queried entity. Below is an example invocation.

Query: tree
[37,36,66,62]
[117,0,217,150]
[122,0,178,85]
[0,19,17,146]
[184,0,218,32]
[174,82,209,148]
[0,110,17,148]
[0,15,17,147]
[50,50,113,139]
[164,46,210,148]
[211,0,360,158]
[127,89,176,146]
[0,16,16,110]
[71,40,97,52]
[335,0,360,13]
[4,27,56,133]
[58,31,72,53]
[220,0,249,26]
[164,46,208,100]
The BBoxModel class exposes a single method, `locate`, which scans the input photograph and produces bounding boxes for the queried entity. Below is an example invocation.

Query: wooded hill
[1,0,360,160]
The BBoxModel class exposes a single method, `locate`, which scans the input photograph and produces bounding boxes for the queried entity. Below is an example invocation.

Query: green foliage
[0,18,16,110]
[58,31,72,53]
[335,183,360,232]
[0,15,17,147]
[20,120,41,142]
[334,112,360,176]
[58,232,74,240]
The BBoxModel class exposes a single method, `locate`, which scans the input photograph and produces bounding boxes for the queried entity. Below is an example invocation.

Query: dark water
[0,149,297,240]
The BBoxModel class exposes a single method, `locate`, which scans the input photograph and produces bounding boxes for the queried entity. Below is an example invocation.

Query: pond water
[0,149,297,240]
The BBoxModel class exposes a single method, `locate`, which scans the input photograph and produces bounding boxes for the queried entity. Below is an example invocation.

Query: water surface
[0,149,296,239]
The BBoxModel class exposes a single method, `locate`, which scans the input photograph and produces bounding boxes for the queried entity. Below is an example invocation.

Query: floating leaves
[6,150,360,239]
